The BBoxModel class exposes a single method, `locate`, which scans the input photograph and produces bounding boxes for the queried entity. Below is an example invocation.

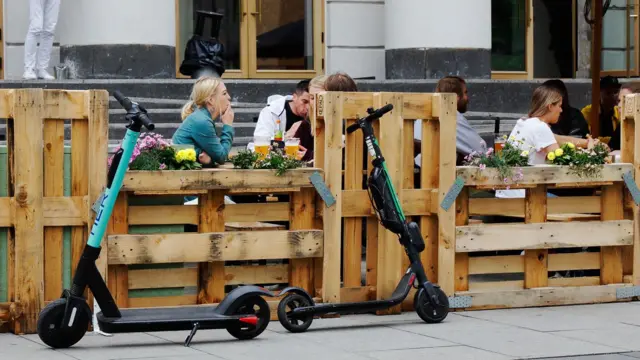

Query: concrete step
[108,107,262,125]
[108,97,265,110]
[108,122,257,141]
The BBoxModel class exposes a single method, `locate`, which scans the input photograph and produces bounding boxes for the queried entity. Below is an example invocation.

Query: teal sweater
[171,107,235,167]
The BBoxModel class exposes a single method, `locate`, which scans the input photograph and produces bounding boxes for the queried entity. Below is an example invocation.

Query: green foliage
[231,148,304,176]
[547,142,610,178]
[463,135,530,184]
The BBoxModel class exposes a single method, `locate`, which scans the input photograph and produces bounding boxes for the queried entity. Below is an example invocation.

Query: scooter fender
[277,286,315,306]
[216,285,276,316]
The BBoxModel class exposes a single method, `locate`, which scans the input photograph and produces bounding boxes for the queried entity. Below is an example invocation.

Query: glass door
[601,0,639,77]
[247,0,323,78]
[175,0,247,78]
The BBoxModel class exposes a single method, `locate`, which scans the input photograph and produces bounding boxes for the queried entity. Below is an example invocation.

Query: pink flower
[479,164,486,170]
[159,163,167,170]
[486,148,494,155]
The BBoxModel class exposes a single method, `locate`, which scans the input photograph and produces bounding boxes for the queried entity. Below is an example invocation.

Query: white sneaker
[37,69,55,80]
[23,69,37,80]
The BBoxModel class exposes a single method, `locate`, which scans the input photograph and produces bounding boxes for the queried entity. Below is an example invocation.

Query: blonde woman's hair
[181,76,223,120]
[309,74,328,91]
[528,84,563,119]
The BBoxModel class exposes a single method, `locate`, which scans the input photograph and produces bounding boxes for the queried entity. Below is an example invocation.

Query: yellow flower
[547,152,556,161]
[567,142,575,149]
[521,150,529,157]
[184,148,197,162]
[554,148,563,157]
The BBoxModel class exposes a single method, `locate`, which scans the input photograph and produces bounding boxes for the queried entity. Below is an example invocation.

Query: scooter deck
[97,306,255,333]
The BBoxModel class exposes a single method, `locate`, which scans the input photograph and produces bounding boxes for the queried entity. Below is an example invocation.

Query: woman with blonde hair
[172,76,235,167]
[496,83,598,199]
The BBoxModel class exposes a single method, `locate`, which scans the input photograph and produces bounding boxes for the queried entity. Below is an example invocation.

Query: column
[56,0,175,78]
[384,0,492,79]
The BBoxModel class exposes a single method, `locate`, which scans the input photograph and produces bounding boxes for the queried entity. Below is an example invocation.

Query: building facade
[0,0,636,81]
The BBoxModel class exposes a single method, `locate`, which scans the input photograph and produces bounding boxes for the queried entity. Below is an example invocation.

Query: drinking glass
[285,138,300,158]
[254,136,271,160]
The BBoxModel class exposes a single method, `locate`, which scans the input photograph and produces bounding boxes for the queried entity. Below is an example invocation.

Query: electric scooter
[36,91,275,349]
[276,104,450,333]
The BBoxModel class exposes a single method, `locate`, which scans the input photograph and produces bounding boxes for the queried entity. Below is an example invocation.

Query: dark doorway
[534,0,575,78]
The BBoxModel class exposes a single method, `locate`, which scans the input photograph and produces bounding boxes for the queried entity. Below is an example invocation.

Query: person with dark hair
[543,79,590,138]
[581,76,622,150]
[249,79,311,151]
[414,75,486,166]
[324,72,359,92]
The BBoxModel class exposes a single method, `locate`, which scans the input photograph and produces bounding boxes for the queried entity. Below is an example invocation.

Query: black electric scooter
[36,91,275,349]
[276,104,450,332]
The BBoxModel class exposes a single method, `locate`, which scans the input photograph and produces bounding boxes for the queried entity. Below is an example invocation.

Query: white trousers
[24,0,61,71]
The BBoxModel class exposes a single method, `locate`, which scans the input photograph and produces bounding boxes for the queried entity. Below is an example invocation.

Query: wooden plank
[343,117,364,287]
[129,267,197,290]
[121,168,321,191]
[456,220,634,253]
[401,118,416,311]
[420,119,440,285]
[547,276,600,287]
[633,95,640,285]
[524,185,548,289]
[340,286,375,303]
[129,295,197,308]
[0,196,87,227]
[225,264,289,285]
[548,252,601,271]
[454,188,470,293]
[128,202,291,225]
[315,92,373,120]
[600,181,625,284]
[109,230,324,265]
[401,93,433,120]
[469,255,524,275]
[434,93,458,296]
[0,90,13,118]
[197,191,226,304]
[374,93,404,315]
[0,302,22,323]
[43,90,87,119]
[342,189,436,217]
[11,88,45,333]
[70,118,88,283]
[321,92,343,304]
[225,202,290,223]
[289,188,316,294]
[454,284,630,310]
[457,164,632,187]
[469,196,601,217]
[43,118,65,302]
[106,193,129,308]
[469,280,523,292]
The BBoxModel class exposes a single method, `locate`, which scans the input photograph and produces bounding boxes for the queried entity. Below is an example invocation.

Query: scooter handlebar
[112,90,155,131]
[346,104,394,134]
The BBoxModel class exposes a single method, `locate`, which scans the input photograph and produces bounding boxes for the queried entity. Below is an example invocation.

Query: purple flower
[486,148,494,155]
[159,163,167,170]
[479,164,486,170]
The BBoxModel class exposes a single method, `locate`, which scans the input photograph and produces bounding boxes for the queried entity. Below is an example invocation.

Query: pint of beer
[285,138,300,158]
[254,136,271,160]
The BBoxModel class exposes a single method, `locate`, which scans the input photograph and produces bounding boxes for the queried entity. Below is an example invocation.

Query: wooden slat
[198,191,226,304]
[129,267,197,289]
[0,196,87,227]
[226,264,289,285]
[469,255,524,275]
[108,230,324,265]
[456,220,634,253]
[343,117,364,287]
[121,168,321,191]
[289,188,316,294]
[401,93,433,120]
[129,295,197,308]
[0,302,22,323]
[43,118,65,302]
[342,189,437,217]
[315,92,373,119]
[434,93,458,297]
[340,286,375,303]
[12,89,45,333]
[127,202,291,225]
[71,117,89,286]
[524,185,548,289]
[107,194,130,308]
[548,252,601,271]
[454,284,630,310]
[225,202,290,222]
[547,276,601,287]
[43,90,87,119]
[468,280,523,292]
[457,164,632,187]
[0,90,13,118]
[321,92,343,304]
[601,183,625,284]
[469,196,602,217]
[420,118,440,286]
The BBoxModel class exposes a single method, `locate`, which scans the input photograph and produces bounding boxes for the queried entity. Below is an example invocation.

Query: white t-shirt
[495,117,557,198]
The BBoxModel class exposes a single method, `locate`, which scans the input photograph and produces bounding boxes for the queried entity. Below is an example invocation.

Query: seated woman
[496,83,599,199]
[172,76,235,167]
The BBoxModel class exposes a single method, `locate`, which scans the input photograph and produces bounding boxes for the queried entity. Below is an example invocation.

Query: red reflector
[239,316,258,326]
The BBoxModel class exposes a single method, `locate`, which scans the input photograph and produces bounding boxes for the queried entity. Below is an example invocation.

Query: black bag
[179,35,226,77]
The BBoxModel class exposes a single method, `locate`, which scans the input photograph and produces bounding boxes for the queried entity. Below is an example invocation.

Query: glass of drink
[494,135,506,153]
[285,138,300,159]
[254,136,271,160]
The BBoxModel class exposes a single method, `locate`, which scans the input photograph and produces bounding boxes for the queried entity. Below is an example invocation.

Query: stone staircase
[0,95,523,153]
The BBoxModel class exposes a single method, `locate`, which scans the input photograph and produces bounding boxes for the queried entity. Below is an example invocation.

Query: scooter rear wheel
[277,293,313,333]
[414,286,450,324]
[226,295,271,340]
[37,298,89,348]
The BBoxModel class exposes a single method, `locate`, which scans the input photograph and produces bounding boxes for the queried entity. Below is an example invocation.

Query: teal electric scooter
[36,91,275,349]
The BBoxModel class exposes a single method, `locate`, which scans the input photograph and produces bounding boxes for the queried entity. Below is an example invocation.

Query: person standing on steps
[23,0,61,80]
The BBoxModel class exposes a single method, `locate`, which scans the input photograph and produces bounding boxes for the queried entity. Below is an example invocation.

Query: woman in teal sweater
[172,76,235,167]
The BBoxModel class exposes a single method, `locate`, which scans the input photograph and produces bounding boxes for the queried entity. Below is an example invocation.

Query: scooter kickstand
[184,322,200,347]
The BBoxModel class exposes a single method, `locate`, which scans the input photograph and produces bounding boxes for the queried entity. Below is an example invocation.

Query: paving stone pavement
[3,302,640,360]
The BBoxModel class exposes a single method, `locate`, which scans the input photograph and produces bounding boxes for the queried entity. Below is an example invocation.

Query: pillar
[384,0,492,79]
[56,0,175,79]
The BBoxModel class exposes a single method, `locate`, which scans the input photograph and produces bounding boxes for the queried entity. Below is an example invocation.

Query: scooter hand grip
[139,113,155,131]
[368,104,394,120]
[113,90,133,111]
[346,123,360,134]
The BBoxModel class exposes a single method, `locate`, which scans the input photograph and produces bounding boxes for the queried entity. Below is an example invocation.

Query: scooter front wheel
[277,293,313,333]
[226,295,271,340]
[37,298,89,348]
[414,286,449,324]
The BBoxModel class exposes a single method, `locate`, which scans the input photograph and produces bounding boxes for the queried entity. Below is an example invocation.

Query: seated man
[414,75,486,169]
[581,76,621,150]
[248,79,311,151]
